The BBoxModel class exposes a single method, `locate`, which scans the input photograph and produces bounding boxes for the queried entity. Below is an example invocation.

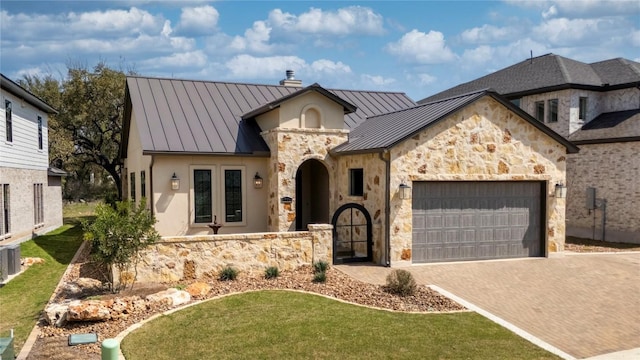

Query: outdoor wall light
[171,173,180,190]
[399,182,411,200]
[555,183,567,198]
[253,172,263,188]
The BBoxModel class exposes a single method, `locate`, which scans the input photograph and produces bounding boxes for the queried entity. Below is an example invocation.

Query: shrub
[219,266,238,281]
[313,260,329,274]
[83,199,160,292]
[312,271,326,283]
[264,266,279,279]
[384,269,417,296]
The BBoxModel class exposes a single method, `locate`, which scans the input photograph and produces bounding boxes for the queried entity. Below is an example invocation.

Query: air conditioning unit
[6,244,20,275]
[0,247,8,282]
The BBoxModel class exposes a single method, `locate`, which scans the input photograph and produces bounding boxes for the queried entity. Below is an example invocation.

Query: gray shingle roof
[334,89,579,154]
[419,54,640,103]
[123,76,415,157]
[569,109,640,143]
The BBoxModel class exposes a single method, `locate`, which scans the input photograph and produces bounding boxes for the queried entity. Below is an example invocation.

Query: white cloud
[176,5,219,36]
[139,51,207,69]
[542,5,558,19]
[225,55,308,78]
[229,21,273,53]
[310,59,352,74]
[533,18,613,46]
[460,24,516,44]
[268,6,384,36]
[386,30,456,64]
[417,73,436,85]
[67,7,161,34]
[361,74,396,86]
[505,0,639,18]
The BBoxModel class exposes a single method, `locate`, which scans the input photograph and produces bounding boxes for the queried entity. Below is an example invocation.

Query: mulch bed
[564,237,640,253]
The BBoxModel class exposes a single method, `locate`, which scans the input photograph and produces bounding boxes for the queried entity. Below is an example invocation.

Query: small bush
[313,260,329,274]
[312,271,327,283]
[219,266,238,281]
[384,269,416,296]
[264,266,279,279]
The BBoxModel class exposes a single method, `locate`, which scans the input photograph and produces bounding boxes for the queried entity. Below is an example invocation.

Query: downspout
[149,155,155,217]
[379,149,391,267]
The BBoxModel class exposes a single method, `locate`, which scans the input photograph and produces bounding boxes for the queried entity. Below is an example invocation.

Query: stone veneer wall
[388,97,568,265]
[566,142,640,243]
[124,224,333,284]
[261,128,349,232]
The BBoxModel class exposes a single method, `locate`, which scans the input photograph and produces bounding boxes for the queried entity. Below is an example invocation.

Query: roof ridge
[368,88,489,120]
[555,55,574,83]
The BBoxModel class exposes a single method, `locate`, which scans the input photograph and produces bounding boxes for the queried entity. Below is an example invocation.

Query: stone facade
[566,142,640,243]
[262,128,348,232]
[125,224,332,283]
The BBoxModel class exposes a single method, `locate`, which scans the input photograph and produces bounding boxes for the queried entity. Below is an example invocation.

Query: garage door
[412,181,543,263]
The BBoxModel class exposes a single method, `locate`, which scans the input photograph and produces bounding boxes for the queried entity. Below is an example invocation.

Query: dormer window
[579,97,588,121]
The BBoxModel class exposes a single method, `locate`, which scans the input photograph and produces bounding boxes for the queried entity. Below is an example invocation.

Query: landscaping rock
[22,257,45,266]
[67,300,113,322]
[43,302,73,327]
[145,288,191,307]
[185,282,211,298]
[75,277,103,291]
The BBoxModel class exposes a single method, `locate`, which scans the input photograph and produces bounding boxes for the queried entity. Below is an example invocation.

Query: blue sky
[1,0,639,100]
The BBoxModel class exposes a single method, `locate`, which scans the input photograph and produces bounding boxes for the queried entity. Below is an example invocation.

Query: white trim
[220,165,247,227]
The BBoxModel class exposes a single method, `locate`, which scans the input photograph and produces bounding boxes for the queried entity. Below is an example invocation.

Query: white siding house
[0,73,63,244]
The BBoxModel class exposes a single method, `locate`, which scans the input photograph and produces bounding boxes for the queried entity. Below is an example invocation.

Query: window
[37,116,43,150]
[5,100,12,142]
[1,184,10,236]
[511,98,521,108]
[194,169,212,223]
[548,99,558,123]
[349,168,364,196]
[579,97,588,121]
[140,171,146,198]
[34,183,44,225]
[130,172,136,201]
[224,170,243,222]
[535,101,545,122]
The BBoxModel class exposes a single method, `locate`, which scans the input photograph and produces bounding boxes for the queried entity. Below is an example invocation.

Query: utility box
[0,247,8,282]
[586,187,596,210]
[6,244,20,275]
[0,335,15,360]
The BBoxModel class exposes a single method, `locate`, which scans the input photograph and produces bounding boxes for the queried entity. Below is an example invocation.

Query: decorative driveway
[336,252,640,359]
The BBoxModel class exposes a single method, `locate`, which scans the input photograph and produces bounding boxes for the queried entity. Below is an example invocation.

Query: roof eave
[1,74,58,114]
[142,150,271,157]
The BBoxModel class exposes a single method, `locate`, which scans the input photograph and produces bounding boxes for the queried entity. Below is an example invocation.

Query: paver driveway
[336,253,640,359]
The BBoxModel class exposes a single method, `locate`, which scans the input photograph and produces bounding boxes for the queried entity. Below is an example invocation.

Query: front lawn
[0,202,95,352]
[122,290,559,360]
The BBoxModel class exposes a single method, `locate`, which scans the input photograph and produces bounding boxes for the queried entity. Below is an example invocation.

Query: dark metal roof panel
[335,91,485,153]
[569,109,640,142]
[125,76,415,155]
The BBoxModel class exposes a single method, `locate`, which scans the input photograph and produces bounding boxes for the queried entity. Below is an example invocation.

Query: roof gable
[334,89,578,154]
[121,76,416,157]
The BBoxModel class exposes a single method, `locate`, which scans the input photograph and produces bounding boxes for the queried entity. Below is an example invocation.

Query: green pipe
[101,338,119,360]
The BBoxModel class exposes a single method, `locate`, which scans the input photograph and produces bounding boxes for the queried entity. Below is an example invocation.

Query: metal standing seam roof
[122,76,416,157]
[333,89,579,154]
[568,109,640,143]
[419,54,640,103]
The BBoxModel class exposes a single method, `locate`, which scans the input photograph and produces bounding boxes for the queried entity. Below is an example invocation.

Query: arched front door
[332,203,372,264]
[295,159,330,231]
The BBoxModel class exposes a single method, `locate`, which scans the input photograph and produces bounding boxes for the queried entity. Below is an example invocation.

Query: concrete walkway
[336,252,640,359]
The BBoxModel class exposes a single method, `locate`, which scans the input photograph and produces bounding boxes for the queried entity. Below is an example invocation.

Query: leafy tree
[83,200,160,292]
[20,62,132,200]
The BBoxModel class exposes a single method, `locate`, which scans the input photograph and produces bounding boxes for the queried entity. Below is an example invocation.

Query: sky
[1,0,639,101]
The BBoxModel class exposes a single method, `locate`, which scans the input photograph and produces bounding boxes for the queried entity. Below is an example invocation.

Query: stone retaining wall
[119,224,333,284]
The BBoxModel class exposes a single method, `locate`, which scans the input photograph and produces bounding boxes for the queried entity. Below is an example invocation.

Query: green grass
[0,202,96,352]
[122,291,559,360]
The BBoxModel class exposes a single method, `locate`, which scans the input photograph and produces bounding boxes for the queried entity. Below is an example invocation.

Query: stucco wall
[566,141,640,243]
[388,97,567,265]
[125,224,332,283]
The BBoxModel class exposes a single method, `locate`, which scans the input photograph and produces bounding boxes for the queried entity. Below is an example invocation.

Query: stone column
[308,223,333,264]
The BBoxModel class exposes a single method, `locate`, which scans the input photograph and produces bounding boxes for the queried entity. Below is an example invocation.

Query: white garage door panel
[412,181,543,263]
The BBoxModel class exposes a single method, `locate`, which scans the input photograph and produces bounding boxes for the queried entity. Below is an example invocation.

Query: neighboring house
[420,54,640,243]
[121,73,577,265]
[0,74,64,244]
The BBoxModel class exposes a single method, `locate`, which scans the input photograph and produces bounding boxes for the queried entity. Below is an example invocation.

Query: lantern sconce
[171,173,180,190]
[253,172,264,189]
[554,183,567,198]
[399,181,411,200]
